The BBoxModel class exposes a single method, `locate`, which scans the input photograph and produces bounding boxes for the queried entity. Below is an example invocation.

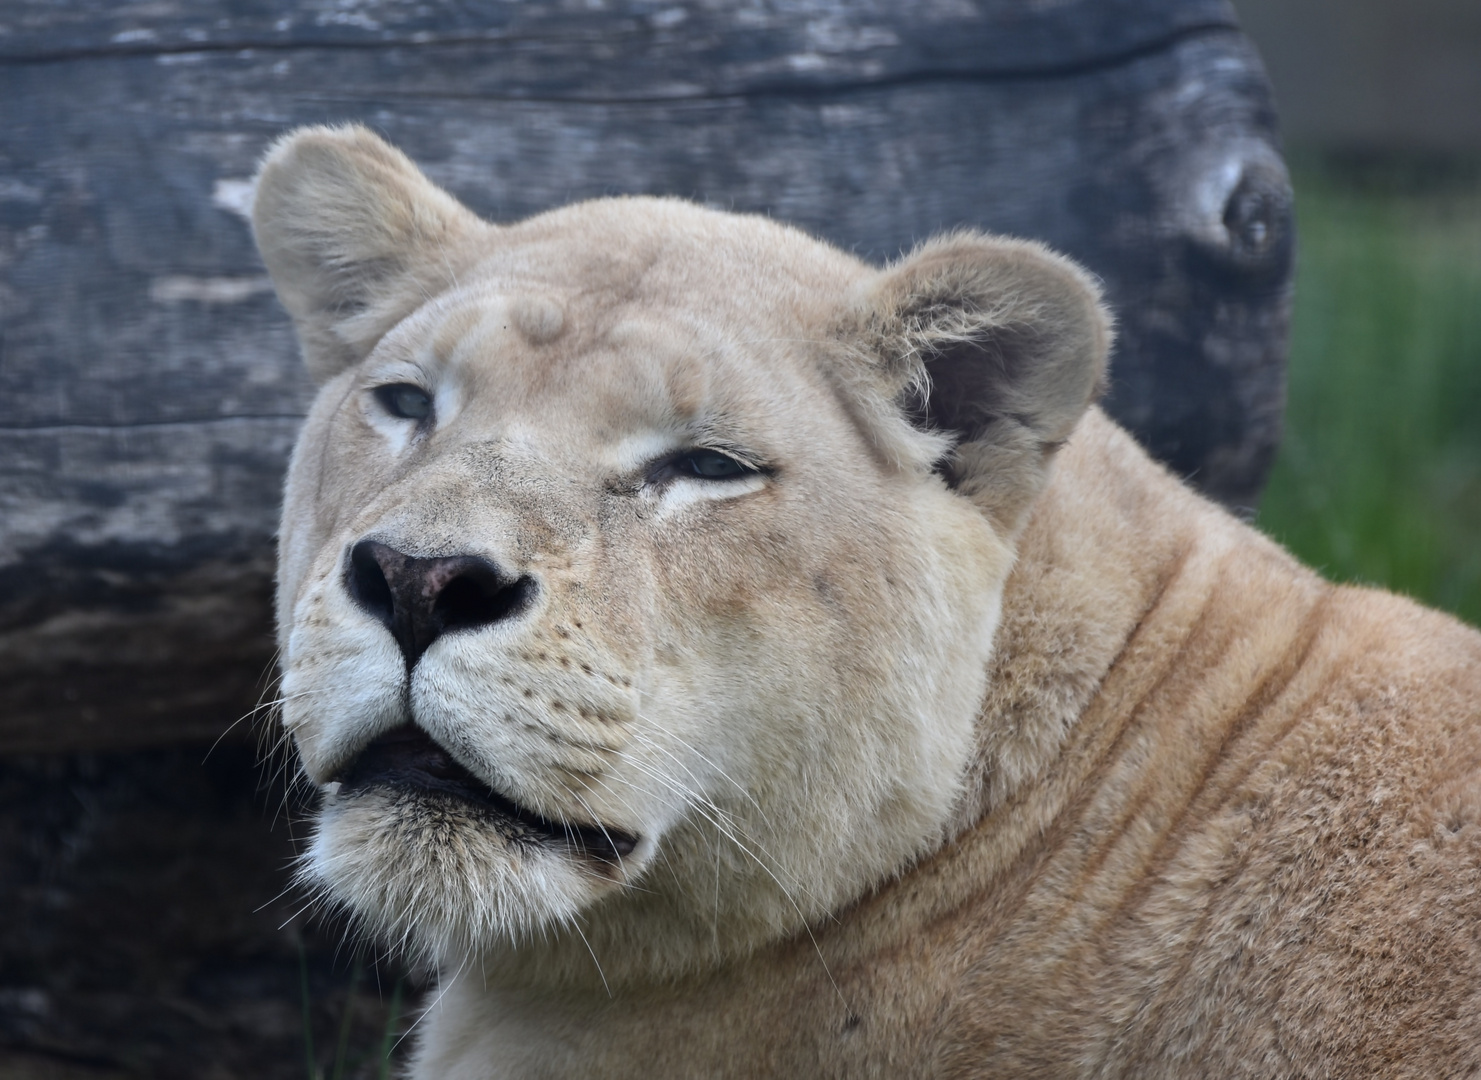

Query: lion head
[253,125,1109,980]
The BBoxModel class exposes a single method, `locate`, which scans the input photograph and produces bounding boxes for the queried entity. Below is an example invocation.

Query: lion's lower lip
[336,725,638,863]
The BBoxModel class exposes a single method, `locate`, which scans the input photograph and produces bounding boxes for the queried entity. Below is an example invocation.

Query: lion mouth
[335,725,638,864]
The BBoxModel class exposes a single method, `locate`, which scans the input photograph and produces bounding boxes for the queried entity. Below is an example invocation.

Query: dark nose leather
[346,539,536,666]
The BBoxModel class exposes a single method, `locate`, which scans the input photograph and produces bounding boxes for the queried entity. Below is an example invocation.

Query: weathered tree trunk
[0,0,1293,754]
[0,744,403,1079]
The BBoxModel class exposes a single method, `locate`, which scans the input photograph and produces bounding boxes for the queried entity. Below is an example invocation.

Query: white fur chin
[302,789,609,968]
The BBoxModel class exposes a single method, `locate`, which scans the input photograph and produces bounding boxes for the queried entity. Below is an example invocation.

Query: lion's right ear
[252,125,488,382]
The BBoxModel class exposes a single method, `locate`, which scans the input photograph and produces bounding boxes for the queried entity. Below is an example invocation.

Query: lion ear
[845,233,1112,535]
[251,124,488,382]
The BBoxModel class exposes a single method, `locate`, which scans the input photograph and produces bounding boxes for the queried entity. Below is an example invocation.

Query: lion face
[254,127,1107,975]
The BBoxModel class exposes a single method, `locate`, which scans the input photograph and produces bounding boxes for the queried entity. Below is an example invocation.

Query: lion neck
[948,408,1223,838]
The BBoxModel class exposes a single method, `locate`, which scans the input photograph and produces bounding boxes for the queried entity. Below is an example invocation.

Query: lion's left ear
[842,233,1112,535]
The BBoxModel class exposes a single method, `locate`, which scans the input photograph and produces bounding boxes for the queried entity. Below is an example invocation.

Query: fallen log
[0,0,1292,752]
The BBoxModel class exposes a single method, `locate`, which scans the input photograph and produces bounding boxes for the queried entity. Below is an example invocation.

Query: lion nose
[345,539,537,666]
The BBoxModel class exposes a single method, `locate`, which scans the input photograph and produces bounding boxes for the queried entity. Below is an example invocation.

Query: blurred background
[1236,0,1481,626]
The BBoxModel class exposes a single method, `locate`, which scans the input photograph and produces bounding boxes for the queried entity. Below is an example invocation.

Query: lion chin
[253,125,1481,1079]
[303,725,637,966]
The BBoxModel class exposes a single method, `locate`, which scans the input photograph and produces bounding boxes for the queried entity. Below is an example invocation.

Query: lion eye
[646,448,760,485]
[375,383,433,421]
[675,449,755,480]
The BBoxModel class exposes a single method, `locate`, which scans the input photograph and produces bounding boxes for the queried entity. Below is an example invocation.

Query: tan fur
[254,126,1481,1078]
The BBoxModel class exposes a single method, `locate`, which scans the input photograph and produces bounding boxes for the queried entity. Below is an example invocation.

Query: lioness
[253,126,1481,1078]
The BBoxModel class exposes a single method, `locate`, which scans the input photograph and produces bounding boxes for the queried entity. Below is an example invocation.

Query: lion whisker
[627,712,771,824]
[599,758,850,1009]
[602,755,827,916]
[567,916,612,999]
[610,737,799,892]
[552,778,639,888]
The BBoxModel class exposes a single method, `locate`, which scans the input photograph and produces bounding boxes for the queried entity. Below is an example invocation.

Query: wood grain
[0,0,1292,752]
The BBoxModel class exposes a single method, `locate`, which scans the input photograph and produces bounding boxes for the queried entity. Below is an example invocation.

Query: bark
[0,4,1291,754]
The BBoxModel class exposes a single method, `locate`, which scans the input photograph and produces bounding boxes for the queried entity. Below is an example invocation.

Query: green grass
[298,942,406,1080]
[1257,164,1481,627]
